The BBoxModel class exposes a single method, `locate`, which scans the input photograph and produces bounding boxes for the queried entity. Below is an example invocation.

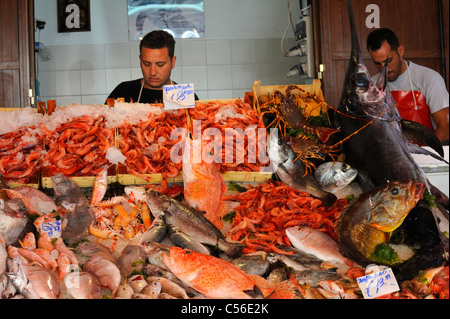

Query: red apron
[391,90,434,130]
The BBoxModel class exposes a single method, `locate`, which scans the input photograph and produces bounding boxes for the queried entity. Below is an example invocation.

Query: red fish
[182,137,227,229]
[162,246,297,299]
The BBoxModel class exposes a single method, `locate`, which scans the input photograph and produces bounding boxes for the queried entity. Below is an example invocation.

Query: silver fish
[5,256,38,299]
[314,161,358,192]
[167,224,211,255]
[267,129,337,206]
[137,215,167,246]
[145,190,243,257]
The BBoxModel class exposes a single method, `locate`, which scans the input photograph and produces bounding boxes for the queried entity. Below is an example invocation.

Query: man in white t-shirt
[367,28,449,143]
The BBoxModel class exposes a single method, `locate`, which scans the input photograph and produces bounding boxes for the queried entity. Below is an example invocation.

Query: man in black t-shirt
[107,30,198,104]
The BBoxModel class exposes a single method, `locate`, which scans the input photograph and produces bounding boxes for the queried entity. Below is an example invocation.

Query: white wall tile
[231,39,256,64]
[55,71,81,96]
[206,40,231,65]
[81,70,107,95]
[180,40,206,66]
[232,89,249,99]
[81,95,108,105]
[56,96,82,107]
[105,43,131,69]
[53,46,80,71]
[80,44,106,70]
[207,90,233,100]
[232,64,258,90]
[36,71,56,97]
[181,66,207,91]
[106,69,132,93]
[207,65,232,90]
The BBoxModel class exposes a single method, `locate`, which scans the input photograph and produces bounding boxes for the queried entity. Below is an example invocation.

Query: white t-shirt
[372,61,449,115]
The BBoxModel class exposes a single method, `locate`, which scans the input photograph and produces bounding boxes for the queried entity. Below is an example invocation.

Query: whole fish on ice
[285,226,359,272]
[145,190,243,257]
[314,161,358,192]
[267,128,337,206]
[182,137,228,230]
[51,173,95,244]
[335,179,424,266]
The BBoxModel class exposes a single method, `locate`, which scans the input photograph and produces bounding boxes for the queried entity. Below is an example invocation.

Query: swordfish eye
[354,73,370,88]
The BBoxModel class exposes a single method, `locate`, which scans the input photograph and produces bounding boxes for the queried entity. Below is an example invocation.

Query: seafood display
[116,107,187,183]
[0,108,44,184]
[41,115,114,177]
[188,99,269,172]
[0,0,448,302]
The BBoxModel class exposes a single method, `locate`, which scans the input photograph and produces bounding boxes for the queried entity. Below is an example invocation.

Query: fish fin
[401,119,444,157]
[278,163,291,175]
[406,143,448,165]
[243,285,265,299]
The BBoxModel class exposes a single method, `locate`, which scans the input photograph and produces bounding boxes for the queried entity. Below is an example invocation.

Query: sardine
[314,161,358,192]
[137,215,167,246]
[167,224,211,255]
[267,129,337,206]
[145,190,243,257]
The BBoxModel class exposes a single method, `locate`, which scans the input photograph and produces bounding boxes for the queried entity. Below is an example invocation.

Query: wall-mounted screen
[128,0,205,40]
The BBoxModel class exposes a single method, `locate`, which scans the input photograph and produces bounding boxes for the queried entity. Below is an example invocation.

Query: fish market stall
[1,0,449,299]
[1,90,448,300]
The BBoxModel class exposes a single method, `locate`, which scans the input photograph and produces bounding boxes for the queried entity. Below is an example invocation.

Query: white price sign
[357,267,399,299]
[163,83,195,110]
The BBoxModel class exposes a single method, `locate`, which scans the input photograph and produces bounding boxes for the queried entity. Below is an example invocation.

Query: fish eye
[185,250,191,254]
[341,164,349,172]
[354,73,369,88]
[391,188,399,195]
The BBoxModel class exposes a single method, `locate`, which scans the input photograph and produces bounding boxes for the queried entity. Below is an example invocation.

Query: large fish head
[367,180,425,232]
[161,246,203,276]
[338,0,398,121]
[267,128,294,167]
[145,190,169,218]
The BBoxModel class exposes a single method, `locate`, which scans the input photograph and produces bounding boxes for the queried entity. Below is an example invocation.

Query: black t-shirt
[107,79,199,103]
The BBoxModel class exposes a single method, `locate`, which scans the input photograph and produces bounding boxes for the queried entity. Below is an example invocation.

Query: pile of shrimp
[41,115,114,177]
[0,126,44,184]
[225,180,349,255]
[116,108,187,182]
[188,99,269,172]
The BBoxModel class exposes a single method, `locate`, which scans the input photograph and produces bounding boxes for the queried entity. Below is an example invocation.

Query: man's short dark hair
[367,28,401,52]
[140,30,176,58]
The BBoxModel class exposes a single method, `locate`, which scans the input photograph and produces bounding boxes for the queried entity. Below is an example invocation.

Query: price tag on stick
[163,83,196,110]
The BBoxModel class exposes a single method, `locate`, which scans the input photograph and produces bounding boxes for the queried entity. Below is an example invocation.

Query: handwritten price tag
[357,267,399,299]
[163,83,195,110]
[40,220,62,239]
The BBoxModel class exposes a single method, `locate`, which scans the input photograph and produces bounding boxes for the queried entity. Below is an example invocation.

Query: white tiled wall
[36,38,305,106]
